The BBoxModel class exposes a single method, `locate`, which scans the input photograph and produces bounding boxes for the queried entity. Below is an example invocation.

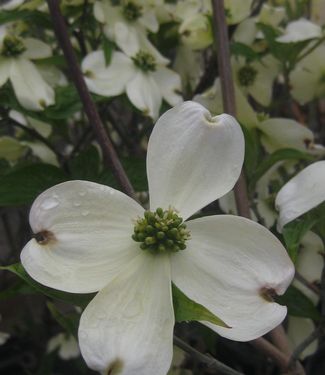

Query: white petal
[152,66,182,106]
[276,18,322,43]
[275,161,325,230]
[224,0,253,25]
[147,101,244,219]
[79,253,174,374]
[21,180,144,293]
[258,118,314,153]
[22,38,52,60]
[82,51,135,97]
[114,22,141,57]
[140,10,159,32]
[0,57,10,86]
[232,17,257,44]
[171,215,294,341]
[9,58,55,111]
[126,71,162,119]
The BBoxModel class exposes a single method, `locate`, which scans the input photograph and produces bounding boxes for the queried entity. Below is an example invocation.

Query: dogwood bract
[21,102,294,374]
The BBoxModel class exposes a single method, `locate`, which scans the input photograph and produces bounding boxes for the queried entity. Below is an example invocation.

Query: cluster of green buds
[122,1,143,21]
[2,35,26,57]
[237,65,257,87]
[132,50,156,72]
[132,208,190,254]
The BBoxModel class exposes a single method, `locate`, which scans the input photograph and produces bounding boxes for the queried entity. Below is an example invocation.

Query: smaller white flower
[232,55,279,107]
[276,18,322,43]
[94,0,158,57]
[275,161,325,231]
[0,27,55,111]
[47,333,80,360]
[82,49,182,119]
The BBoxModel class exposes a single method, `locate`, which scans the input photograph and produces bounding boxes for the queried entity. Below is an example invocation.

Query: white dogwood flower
[21,102,294,375]
[0,26,55,111]
[94,0,159,56]
[82,49,182,119]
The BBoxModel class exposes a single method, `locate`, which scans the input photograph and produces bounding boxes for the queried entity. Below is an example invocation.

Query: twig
[289,327,322,367]
[46,0,135,198]
[174,336,244,375]
[295,271,320,296]
[211,0,251,219]
[211,1,304,374]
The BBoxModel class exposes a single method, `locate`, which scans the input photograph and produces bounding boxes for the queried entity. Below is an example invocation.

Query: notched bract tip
[34,230,56,245]
[259,286,278,303]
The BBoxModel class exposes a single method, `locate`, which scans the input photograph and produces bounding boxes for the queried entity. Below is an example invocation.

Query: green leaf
[0,163,67,206]
[0,10,52,28]
[47,301,79,338]
[249,148,313,191]
[256,23,310,66]
[230,42,259,62]
[0,280,33,300]
[283,217,318,261]
[99,157,148,191]
[43,85,83,119]
[0,263,94,308]
[276,285,320,321]
[172,284,229,328]
[102,37,114,66]
[69,145,101,181]
[242,127,262,181]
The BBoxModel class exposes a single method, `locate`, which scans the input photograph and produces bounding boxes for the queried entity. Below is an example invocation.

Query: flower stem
[46,0,136,199]
[173,335,244,375]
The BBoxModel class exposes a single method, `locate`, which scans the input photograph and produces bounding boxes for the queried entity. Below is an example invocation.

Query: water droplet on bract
[79,191,87,197]
[109,189,115,195]
[73,202,81,207]
[99,186,106,191]
[82,210,89,216]
[41,197,59,210]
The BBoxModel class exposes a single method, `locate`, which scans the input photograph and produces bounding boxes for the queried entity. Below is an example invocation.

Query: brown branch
[211,1,304,374]
[295,271,320,296]
[211,0,250,219]
[174,336,244,375]
[46,0,135,198]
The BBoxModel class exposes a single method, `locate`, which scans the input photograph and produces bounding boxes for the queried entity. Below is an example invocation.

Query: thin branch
[295,271,320,296]
[0,116,58,156]
[211,0,250,219]
[211,1,304,374]
[289,327,323,367]
[46,0,135,198]
[174,336,244,375]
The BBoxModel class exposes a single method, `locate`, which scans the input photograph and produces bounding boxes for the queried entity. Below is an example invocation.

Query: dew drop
[82,210,89,216]
[73,202,81,207]
[41,197,59,210]
[79,191,87,197]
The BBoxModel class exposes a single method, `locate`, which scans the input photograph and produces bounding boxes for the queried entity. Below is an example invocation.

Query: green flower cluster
[132,208,190,254]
